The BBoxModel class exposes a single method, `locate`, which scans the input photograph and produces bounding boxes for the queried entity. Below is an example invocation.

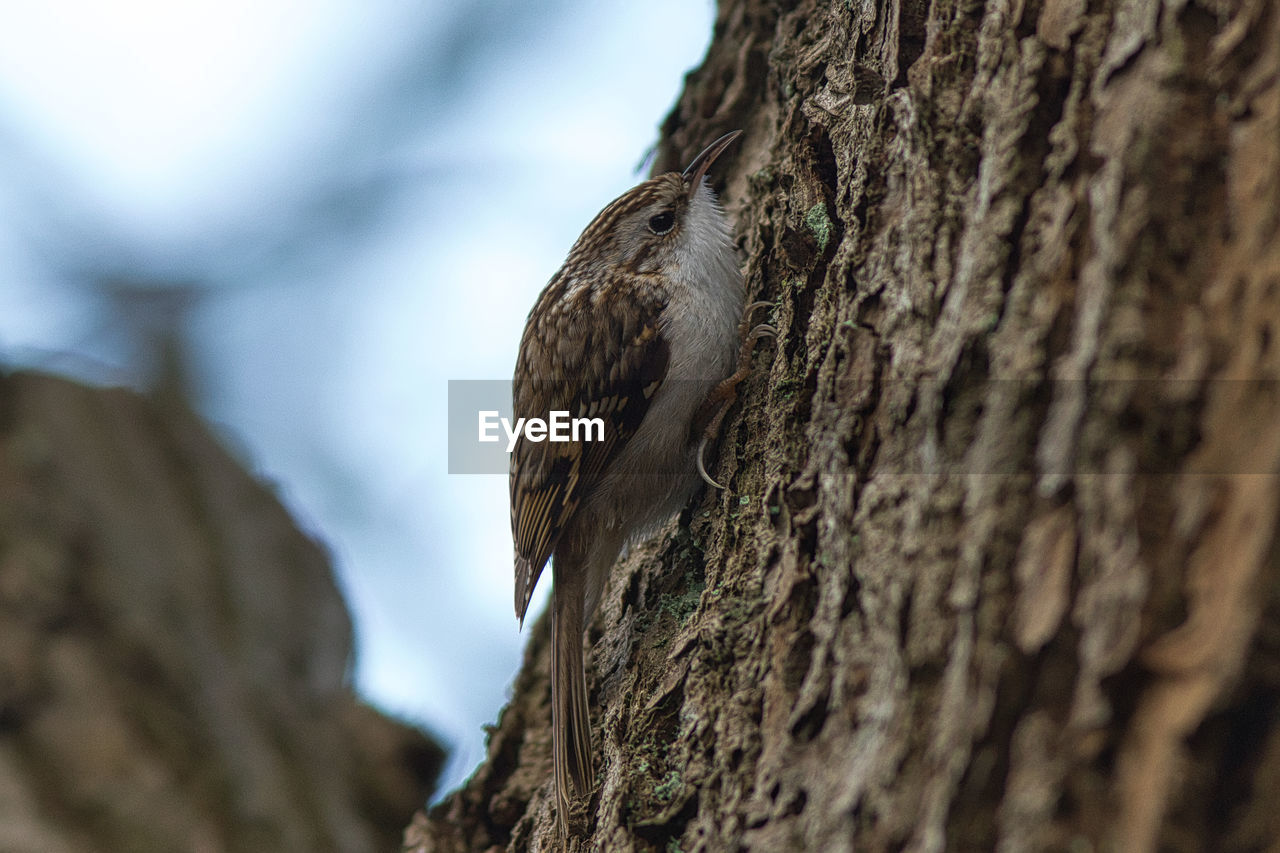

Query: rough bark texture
[407,0,1280,850]
[0,371,442,853]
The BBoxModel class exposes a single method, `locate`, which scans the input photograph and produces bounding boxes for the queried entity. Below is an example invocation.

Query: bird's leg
[695,301,777,489]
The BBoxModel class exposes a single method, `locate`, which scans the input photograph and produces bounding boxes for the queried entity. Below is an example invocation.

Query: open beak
[682,130,742,197]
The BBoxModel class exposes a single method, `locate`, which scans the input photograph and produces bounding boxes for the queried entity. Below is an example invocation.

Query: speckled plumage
[509,132,745,833]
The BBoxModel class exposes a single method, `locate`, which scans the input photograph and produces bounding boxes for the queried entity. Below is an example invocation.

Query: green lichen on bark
[804,201,833,252]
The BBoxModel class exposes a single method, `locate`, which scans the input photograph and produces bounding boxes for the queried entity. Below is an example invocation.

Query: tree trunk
[0,372,442,852]
[406,0,1280,849]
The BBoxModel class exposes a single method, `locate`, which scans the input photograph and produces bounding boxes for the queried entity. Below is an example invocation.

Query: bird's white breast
[596,180,744,528]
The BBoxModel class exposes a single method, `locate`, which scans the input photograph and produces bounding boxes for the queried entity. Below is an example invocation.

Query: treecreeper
[509,130,773,835]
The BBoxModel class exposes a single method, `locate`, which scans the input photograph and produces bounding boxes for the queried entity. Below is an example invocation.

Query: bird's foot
[695,301,777,489]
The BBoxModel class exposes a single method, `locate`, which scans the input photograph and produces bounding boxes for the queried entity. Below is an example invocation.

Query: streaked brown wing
[510,284,669,623]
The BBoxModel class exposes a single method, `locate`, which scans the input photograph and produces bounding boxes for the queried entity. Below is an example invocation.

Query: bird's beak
[682,130,742,197]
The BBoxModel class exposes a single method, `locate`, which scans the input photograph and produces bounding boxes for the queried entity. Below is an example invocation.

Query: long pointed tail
[550,579,594,831]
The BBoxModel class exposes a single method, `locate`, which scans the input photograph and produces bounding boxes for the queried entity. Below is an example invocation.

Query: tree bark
[406,0,1280,850]
[0,372,442,852]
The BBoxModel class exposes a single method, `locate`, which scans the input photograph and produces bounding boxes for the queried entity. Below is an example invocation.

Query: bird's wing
[510,282,669,623]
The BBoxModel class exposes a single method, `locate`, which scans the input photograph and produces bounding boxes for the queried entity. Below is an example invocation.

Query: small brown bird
[509,130,768,831]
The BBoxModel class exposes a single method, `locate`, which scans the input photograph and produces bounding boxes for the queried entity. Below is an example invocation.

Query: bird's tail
[551,577,594,832]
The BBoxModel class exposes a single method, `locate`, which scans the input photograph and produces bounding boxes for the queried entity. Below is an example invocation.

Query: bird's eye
[647,211,675,235]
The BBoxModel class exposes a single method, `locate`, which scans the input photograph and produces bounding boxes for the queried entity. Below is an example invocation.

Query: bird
[509,129,770,833]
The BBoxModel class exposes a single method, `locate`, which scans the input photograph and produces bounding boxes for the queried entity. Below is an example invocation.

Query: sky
[0,0,717,793]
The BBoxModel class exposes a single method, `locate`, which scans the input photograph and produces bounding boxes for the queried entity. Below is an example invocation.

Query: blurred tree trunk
[406,0,1280,850]
[0,372,442,853]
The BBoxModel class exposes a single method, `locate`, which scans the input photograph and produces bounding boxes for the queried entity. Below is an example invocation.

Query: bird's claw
[694,300,778,491]
[696,435,725,489]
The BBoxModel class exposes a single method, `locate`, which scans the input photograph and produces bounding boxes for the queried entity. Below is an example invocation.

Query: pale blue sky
[0,0,716,793]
